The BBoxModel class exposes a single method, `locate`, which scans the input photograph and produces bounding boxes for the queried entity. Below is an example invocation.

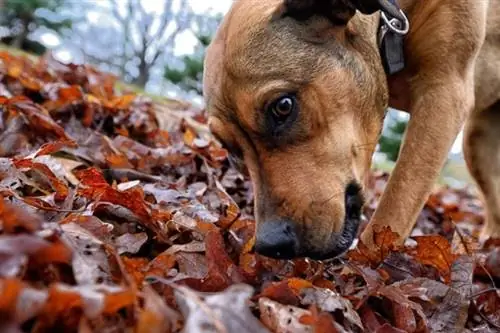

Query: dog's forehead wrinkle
[225,13,352,83]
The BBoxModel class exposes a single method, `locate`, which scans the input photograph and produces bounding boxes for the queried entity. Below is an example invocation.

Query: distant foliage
[164,34,212,95]
[0,0,71,54]
[378,117,408,162]
[70,0,220,90]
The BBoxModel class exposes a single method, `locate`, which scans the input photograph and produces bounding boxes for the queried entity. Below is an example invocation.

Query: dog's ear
[278,0,399,25]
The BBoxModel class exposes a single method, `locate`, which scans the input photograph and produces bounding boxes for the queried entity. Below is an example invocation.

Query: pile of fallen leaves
[0,50,498,333]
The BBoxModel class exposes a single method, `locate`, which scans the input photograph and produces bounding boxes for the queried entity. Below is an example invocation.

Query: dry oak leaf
[394,257,474,332]
[299,287,363,331]
[178,230,247,292]
[348,225,400,267]
[1,96,71,140]
[176,283,270,333]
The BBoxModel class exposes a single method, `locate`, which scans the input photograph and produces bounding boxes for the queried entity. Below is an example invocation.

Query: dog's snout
[254,219,299,259]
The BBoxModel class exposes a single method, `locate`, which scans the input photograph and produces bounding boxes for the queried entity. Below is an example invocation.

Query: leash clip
[380,10,409,35]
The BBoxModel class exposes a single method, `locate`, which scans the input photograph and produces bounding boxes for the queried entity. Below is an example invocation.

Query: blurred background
[0,0,470,186]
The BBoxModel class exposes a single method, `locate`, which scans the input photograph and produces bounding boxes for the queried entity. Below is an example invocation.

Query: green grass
[0,43,38,60]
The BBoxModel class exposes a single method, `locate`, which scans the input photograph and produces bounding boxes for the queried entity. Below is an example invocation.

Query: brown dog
[203,0,500,260]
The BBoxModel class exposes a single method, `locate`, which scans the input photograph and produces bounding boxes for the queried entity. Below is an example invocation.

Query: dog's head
[204,0,390,260]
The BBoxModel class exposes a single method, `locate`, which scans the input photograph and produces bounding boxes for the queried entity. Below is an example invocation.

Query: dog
[203,0,500,260]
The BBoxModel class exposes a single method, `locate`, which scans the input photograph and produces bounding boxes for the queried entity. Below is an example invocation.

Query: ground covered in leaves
[0,50,499,333]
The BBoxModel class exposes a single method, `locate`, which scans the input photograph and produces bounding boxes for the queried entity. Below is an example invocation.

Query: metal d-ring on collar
[380,10,410,35]
[378,2,410,75]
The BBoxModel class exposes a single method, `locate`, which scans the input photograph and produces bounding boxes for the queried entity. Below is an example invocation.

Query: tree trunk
[11,29,29,50]
[10,20,30,50]
[132,58,149,88]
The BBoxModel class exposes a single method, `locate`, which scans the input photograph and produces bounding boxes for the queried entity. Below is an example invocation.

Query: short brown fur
[204,0,500,257]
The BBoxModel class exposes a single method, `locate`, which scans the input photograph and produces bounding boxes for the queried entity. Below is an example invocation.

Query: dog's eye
[269,95,296,121]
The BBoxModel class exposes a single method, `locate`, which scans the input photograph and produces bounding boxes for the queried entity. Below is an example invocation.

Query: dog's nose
[254,219,299,259]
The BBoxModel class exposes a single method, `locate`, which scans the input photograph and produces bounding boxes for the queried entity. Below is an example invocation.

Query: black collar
[377,0,409,75]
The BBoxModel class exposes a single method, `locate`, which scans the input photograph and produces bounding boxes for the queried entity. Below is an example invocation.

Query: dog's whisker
[353,142,378,148]
[310,189,344,206]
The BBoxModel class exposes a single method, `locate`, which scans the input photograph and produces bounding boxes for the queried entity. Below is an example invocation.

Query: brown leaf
[375,283,427,329]
[34,139,78,157]
[196,230,246,291]
[16,160,70,201]
[392,301,417,332]
[373,226,400,256]
[375,324,408,333]
[0,199,42,233]
[299,287,363,330]
[394,258,474,333]
[258,278,314,306]
[0,234,54,277]
[114,232,148,255]
[348,226,401,267]
[145,251,177,279]
[300,308,342,333]
[4,97,71,140]
[136,285,181,333]
[484,248,500,279]
[59,215,113,241]
[411,235,459,282]
[0,279,25,316]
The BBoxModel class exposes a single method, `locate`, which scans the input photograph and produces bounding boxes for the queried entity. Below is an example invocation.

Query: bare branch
[109,0,126,25]
[148,1,195,65]
[148,0,175,46]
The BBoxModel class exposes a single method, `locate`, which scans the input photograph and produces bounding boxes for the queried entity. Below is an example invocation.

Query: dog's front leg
[360,74,476,248]
[359,0,488,249]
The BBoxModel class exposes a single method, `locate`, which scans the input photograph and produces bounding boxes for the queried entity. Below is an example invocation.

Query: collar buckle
[380,10,409,35]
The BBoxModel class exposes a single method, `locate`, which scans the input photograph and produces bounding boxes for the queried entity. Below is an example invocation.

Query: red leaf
[35,139,78,157]
[199,230,247,291]
[258,278,314,306]
[76,167,151,223]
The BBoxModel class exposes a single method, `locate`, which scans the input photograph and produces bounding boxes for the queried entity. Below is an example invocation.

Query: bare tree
[69,0,197,88]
